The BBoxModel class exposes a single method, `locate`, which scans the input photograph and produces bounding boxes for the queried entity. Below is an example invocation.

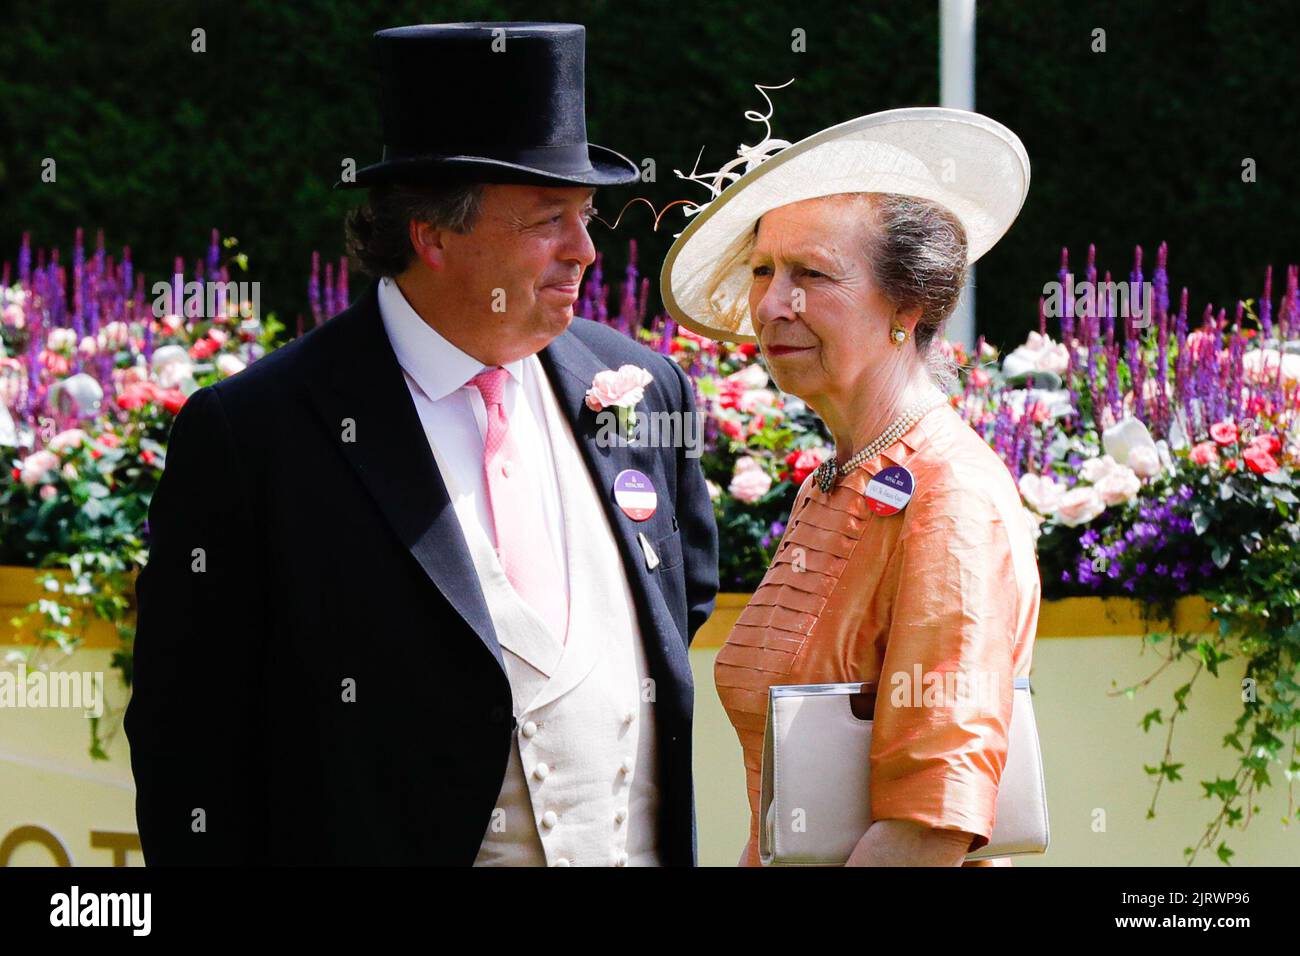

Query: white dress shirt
[376,276,569,612]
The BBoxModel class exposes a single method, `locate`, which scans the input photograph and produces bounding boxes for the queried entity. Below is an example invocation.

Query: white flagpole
[940,0,977,350]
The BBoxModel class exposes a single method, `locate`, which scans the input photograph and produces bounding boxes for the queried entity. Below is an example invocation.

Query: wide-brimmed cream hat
[659,106,1030,343]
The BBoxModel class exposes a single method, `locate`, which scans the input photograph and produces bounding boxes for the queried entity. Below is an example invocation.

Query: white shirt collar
[377,276,525,402]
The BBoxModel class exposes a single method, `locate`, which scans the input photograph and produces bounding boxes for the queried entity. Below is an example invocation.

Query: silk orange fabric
[715,402,1041,867]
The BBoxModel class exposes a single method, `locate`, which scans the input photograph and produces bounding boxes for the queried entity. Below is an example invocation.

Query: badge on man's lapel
[613,468,657,521]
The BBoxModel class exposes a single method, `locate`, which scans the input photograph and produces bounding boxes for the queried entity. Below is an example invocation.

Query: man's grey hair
[344,181,487,277]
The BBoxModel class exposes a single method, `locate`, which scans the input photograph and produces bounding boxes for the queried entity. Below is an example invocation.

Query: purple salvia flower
[172,256,185,321]
[1261,264,1274,340]
[309,251,321,326]
[18,231,31,285]
[1058,247,1073,345]
[1155,307,1170,440]
[324,261,335,319]
[207,228,221,278]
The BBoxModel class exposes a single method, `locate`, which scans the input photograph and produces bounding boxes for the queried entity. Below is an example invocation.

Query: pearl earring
[890,321,907,346]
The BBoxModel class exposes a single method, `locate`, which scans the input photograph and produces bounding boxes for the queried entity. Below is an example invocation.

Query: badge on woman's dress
[864,465,914,516]
[613,468,657,520]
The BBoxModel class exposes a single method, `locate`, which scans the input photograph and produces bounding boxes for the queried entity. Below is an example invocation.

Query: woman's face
[747,195,910,412]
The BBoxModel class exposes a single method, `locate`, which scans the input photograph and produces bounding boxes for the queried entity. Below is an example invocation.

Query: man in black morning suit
[123,22,718,865]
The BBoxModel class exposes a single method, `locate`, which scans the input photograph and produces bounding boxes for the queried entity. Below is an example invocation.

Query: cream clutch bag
[759,676,1048,865]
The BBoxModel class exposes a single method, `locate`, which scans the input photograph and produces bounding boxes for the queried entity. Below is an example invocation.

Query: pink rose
[1018,472,1065,514]
[39,483,58,501]
[19,450,59,487]
[728,456,772,503]
[1095,464,1141,506]
[1056,485,1106,527]
[738,388,778,413]
[725,364,769,390]
[584,365,654,411]
[1189,441,1218,466]
[48,428,87,453]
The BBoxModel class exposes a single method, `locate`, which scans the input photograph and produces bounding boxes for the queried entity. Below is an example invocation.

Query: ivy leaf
[1141,709,1163,732]
[1212,544,1232,569]
[1192,509,1210,535]
[1216,842,1235,865]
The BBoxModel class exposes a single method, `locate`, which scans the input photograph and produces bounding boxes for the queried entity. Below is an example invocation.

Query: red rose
[786,447,831,485]
[159,389,187,414]
[10,467,20,480]
[140,449,156,465]
[720,419,742,440]
[116,392,146,411]
[189,337,219,360]
[98,432,121,448]
[1224,458,1239,472]
[970,368,991,389]
[1244,446,1279,474]
[1248,433,1281,455]
[735,344,758,359]
[718,381,744,410]
[1209,421,1238,446]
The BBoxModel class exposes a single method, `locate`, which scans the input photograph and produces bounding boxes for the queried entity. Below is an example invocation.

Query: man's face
[439,184,597,358]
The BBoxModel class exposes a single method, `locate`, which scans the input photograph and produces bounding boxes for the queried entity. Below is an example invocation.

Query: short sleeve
[868,485,1018,852]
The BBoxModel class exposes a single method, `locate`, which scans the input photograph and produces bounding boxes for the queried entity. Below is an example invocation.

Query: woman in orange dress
[660,109,1038,865]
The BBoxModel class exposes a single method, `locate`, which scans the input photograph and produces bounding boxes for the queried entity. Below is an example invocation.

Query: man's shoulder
[206,302,361,415]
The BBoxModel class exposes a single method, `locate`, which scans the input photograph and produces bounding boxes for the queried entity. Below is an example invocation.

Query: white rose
[727,364,769,390]
[216,353,246,378]
[1127,445,1161,479]
[1056,485,1106,527]
[1095,464,1141,506]
[1080,454,1121,484]
[1018,472,1065,514]
[1102,416,1157,470]
[1023,507,1045,542]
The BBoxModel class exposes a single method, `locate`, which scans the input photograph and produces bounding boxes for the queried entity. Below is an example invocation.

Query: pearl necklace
[813,388,948,494]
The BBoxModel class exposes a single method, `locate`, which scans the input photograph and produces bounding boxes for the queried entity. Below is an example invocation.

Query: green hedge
[2,0,1296,349]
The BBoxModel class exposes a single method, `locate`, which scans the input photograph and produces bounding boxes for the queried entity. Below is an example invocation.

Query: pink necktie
[469,367,569,644]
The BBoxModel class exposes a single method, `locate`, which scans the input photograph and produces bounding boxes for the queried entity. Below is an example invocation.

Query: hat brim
[333,143,641,190]
[659,107,1031,344]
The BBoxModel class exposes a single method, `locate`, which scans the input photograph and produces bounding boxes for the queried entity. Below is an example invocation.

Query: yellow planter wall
[3,570,1297,866]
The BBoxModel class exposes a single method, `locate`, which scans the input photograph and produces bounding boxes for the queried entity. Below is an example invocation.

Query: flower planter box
[0,565,131,647]
[689,591,1215,646]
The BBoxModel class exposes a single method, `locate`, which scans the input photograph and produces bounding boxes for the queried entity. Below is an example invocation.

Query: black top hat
[334,22,640,190]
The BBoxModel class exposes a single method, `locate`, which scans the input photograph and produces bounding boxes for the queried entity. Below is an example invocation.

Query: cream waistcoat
[426,354,661,867]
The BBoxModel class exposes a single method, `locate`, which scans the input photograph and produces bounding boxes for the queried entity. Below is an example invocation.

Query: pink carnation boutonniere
[585,365,654,435]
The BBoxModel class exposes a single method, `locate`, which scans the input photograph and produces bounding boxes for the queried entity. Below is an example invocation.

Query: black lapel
[302,281,505,673]
[537,330,680,648]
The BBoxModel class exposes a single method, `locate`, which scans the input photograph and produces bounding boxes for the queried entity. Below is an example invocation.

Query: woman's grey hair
[344,181,487,277]
[712,191,968,389]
